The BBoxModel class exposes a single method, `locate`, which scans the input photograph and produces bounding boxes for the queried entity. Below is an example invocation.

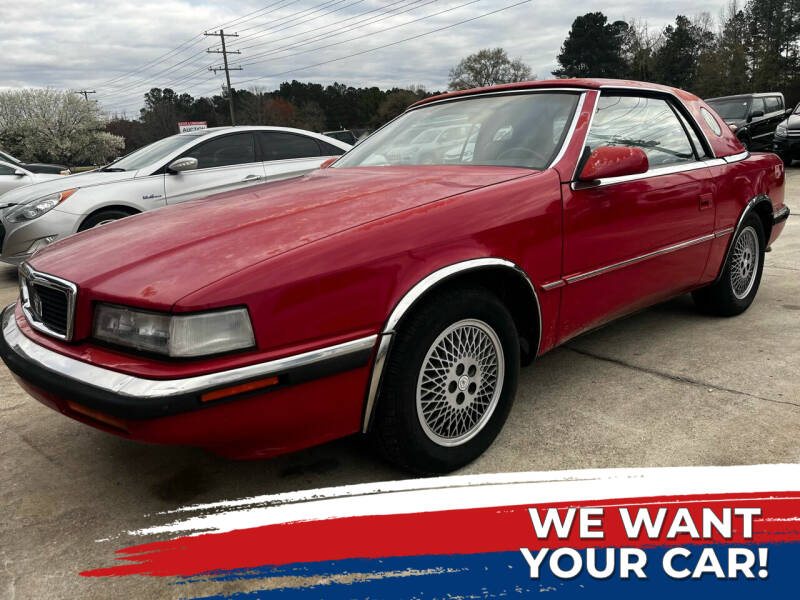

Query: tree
[371,89,426,127]
[0,89,123,166]
[553,13,629,78]
[448,48,533,90]
[653,15,714,90]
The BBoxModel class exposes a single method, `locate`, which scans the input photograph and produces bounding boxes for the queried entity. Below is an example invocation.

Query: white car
[0,161,63,198]
[0,126,351,264]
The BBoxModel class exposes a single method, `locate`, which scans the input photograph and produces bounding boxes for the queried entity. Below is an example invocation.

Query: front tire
[78,209,136,232]
[692,214,765,316]
[372,287,520,474]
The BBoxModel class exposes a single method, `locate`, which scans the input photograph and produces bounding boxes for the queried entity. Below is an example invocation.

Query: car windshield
[334,92,580,170]
[0,151,21,165]
[107,134,199,172]
[795,103,800,115]
[707,99,750,121]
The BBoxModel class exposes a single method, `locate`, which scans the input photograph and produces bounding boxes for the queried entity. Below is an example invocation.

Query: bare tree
[448,48,534,91]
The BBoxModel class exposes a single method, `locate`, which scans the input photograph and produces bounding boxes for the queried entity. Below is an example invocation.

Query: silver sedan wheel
[416,318,505,447]
[730,225,759,300]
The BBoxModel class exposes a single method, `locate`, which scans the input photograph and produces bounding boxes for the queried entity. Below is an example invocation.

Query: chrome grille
[19,263,77,341]
[787,130,800,137]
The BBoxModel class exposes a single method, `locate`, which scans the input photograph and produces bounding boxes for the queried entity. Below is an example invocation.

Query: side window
[318,140,346,156]
[258,132,321,161]
[183,133,256,169]
[586,95,696,168]
[0,163,16,176]
[765,96,782,114]
[750,97,766,116]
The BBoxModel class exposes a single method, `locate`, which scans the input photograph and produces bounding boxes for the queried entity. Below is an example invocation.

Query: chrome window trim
[410,87,590,110]
[19,263,77,341]
[362,257,541,433]
[547,92,587,168]
[571,159,721,190]
[2,304,376,399]
[724,151,749,163]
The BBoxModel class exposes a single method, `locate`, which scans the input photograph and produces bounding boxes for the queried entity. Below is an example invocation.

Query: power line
[205,30,243,125]
[223,0,531,90]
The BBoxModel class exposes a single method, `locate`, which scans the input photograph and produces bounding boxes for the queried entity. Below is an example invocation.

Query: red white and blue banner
[82,464,800,598]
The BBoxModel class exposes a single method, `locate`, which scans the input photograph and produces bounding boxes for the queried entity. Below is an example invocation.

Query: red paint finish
[579,146,649,181]
[12,79,788,459]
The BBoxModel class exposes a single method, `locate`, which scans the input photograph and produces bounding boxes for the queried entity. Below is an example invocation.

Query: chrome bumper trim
[2,304,376,399]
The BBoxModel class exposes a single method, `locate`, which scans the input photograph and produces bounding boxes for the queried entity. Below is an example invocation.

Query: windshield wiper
[101,167,126,172]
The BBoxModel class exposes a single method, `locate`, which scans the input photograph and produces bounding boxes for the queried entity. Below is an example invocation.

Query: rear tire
[372,287,519,474]
[78,209,136,232]
[692,214,765,316]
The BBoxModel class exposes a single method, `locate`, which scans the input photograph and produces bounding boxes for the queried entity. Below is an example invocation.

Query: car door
[0,162,34,196]
[559,93,717,340]
[763,96,785,142]
[748,97,771,148]
[256,131,340,182]
[164,132,266,205]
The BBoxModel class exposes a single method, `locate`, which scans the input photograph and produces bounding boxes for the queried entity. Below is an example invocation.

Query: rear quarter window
[700,108,722,136]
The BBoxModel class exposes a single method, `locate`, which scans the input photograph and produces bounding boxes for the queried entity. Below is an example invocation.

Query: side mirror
[748,110,764,122]
[319,157,337,169]
[167,157,198,173]
[13,169,26,177]
[578,146,649,182]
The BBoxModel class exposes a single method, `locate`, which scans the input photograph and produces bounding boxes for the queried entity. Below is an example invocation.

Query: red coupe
[0,79,789,473]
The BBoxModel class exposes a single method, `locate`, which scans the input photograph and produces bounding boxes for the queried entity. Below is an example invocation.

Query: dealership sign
[178,121,207,133]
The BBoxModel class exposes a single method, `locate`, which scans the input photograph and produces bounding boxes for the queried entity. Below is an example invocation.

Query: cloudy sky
[2,0,731,115]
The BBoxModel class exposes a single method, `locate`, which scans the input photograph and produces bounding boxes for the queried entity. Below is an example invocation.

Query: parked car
[322,129,359,145]
[773,102,800,165]
[0,150,70,175]
[0,161,63,198]
[0,126,350,264]
[706,92,788,150]
[0,79,788,473]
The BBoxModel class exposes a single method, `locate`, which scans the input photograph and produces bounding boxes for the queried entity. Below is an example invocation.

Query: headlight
[6,189,77,223]
[776,124,788,137]
[93,304,255,357]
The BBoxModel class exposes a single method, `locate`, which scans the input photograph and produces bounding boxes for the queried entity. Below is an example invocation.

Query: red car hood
[30,166,532,309]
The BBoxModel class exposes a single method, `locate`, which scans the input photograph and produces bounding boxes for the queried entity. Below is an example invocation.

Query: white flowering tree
[0,89,124,166]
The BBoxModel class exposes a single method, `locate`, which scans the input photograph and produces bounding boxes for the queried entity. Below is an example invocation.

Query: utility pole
[75,90,96,101]
[205,30,242,126]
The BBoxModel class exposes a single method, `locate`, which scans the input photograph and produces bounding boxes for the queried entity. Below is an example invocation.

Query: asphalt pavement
[1,167,798,599]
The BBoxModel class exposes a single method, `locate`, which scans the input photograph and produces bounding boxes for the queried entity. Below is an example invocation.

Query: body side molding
[361,258,541,433]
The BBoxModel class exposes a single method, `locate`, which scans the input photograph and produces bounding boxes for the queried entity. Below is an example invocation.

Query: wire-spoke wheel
[692,214,765,316]
[372,287,520,474]
[730,226,759,299]
[416,319,505,447]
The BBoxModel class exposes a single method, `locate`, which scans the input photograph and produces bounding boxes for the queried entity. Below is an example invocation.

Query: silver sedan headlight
[776,123,788,137]
[6,189,77,223]
[93,304,256,357]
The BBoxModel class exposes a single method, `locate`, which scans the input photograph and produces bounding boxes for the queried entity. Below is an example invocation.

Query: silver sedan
[0,126,351,264]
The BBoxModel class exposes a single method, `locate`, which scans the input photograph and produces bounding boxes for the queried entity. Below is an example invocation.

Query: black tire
[372,287,520,474]
[692,214,765,316]
[78,209,136,232]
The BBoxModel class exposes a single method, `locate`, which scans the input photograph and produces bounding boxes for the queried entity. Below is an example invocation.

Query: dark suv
[706,93,788,151]
[773,102,800,165]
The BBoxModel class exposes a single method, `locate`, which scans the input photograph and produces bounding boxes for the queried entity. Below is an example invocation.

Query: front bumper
[0,304,376,458]
[773,136,800,158]
[0,209,77,264]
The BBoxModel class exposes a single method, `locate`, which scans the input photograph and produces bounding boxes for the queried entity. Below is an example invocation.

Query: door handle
[699,193,713,211]
[243,174,262,181]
